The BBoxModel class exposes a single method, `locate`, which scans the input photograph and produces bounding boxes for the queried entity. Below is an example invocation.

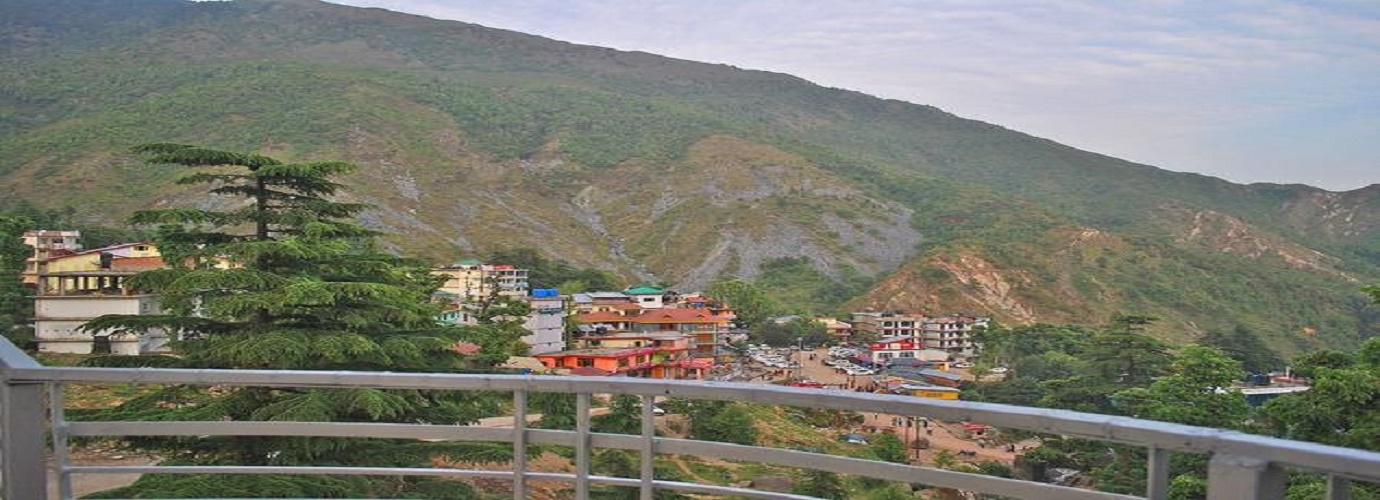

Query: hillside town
[21,230,995,397]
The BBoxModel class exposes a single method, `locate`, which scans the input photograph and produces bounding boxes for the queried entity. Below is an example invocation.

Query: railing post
[639,395,655,500]
[1,337,48,500]
[575,393,591,500]
[1,380,47,500]
[49,384,72,500]
[1146,446,1169,500]
[0,339,47,500]
[1326,475,1351,500]
[511,390,527,500]
[1207,453,1286,500]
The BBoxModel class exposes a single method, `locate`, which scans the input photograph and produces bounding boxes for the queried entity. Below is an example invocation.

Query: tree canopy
[0,215,33,347]
[81,144,521,497]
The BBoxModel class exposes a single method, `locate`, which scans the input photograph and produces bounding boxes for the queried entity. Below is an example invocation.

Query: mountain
[2,0,1376,353]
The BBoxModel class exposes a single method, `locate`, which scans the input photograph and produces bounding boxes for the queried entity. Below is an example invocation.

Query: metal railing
[3,336,1379,500]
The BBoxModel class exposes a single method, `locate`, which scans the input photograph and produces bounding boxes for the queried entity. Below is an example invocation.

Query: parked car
[990,367,1010,374]
[840,433,869,445]
[953,361,974,368]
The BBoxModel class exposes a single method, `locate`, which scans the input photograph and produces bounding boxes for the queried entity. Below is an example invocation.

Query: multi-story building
[866,337,950,366]
[21,229,82,286]
[534,332,701,378]
[852,311,988,358]
[920,315,988,356]
[432,259,529,300]
[522,289,566,355]
[850,311,926,339]
[628,307,735,359]
[32,243,168,354]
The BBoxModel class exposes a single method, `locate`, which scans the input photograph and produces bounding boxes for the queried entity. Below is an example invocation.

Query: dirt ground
[787,347,1037,466]
[47,448,159,498]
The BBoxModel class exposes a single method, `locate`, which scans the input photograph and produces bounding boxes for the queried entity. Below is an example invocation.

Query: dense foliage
[969,308,1380,498]
[0,214,32,346]
[78,144,524,497]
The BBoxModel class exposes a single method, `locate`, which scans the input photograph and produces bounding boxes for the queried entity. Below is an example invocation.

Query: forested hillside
[2,0,1376,352]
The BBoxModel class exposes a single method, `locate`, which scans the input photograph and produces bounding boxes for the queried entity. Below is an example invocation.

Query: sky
[328,0,1379,191]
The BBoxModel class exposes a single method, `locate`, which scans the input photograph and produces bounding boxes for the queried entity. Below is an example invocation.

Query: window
[577,358,594,368]
[618,358,629,367]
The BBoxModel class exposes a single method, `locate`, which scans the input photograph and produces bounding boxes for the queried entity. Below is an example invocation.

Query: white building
[34,272,168,355]
[522,289,567,355]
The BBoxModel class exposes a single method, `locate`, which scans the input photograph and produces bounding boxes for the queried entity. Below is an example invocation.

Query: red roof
[577,311,629,323]
[111,256,166,271]
[630,308,732,324]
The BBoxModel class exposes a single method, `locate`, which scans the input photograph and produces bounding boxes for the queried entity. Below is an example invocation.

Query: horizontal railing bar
[69,466,816,499]
[0,341,41,371]
[70,465,515,478]
[68,421,512,442]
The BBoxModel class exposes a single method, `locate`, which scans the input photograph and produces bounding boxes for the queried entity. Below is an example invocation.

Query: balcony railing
[3,336,1379,500]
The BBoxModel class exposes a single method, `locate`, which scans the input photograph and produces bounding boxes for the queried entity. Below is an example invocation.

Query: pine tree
[81,144,525,497]
[0,215,34,346]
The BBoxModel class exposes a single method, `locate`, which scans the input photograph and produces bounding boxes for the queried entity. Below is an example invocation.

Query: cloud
[329,0,1379,190]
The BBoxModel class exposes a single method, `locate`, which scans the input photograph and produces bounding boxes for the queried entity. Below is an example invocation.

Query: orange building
[535,333,703,379]
[627,308,735,359]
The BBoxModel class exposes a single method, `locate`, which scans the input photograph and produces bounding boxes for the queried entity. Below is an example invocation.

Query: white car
[953,362,974,369]
[990,367,1010,374]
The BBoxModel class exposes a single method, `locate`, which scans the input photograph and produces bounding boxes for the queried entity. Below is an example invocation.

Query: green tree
[755,318,828,347]
[706,279,775,329]
[1261,340,1380,451]
[530,391,577,430]
[593,395,642,435]
[869,431,908,464]
[1114,345,1248,429]
[1199,325,1283,374]
[1290,349,1354,378]
[689,401,758,445]
[79,144,516,497]
[794,469,847,499]
[1086,315,1171,386]
[0,215,34,347]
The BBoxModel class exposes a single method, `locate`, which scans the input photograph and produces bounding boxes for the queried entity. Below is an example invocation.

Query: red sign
[870,339,923,350]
